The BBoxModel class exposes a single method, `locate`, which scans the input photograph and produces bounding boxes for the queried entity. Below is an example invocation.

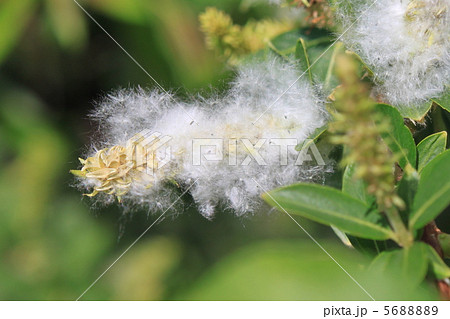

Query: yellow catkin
[199,7,293,64]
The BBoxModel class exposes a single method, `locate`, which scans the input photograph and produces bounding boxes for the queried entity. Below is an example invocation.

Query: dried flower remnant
[71,146,134,199]
[70,135,167,201]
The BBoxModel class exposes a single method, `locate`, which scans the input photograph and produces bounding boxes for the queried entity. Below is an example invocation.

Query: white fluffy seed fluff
[77,56,329,218]
[337,0,450,108]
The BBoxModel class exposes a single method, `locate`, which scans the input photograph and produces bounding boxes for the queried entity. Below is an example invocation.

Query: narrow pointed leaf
[295,124,327,151]
[294,38,312,84]
[344,50,374,77]
[331,225,352,247]
[262,183,393,240]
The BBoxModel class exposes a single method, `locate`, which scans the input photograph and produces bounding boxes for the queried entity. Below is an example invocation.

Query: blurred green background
[0,0,441,300]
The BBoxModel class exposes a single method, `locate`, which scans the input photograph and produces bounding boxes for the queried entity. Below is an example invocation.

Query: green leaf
[322,43,343,91]
[88,0,147,24]
[177,240,438,300]
[382,86,449,122]
[417,131,447,173]
[397,169,419,218]
[425,244,450,279]
[398,101,433,121]
[305,40,342,91]
[271,28,331,56]
[375,104,417,169]
[269,30,307,57]
[262,183,393,240]
[331,225,352,247]
[0,0,35,64]
[267,42,290,60]
[432,89,450,113]
[294,38,312,84]
[344,50,374,77]
[295,124,327,152]
[272,28,341,91]
[438,233,450,259]
[45,0,88,52]
[369,242,429,287]
[409,150,450,230]
[342,163,375,206]
[348,236,392,256]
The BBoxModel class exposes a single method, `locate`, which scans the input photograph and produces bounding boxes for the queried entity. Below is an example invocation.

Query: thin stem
[385,206,413,248]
